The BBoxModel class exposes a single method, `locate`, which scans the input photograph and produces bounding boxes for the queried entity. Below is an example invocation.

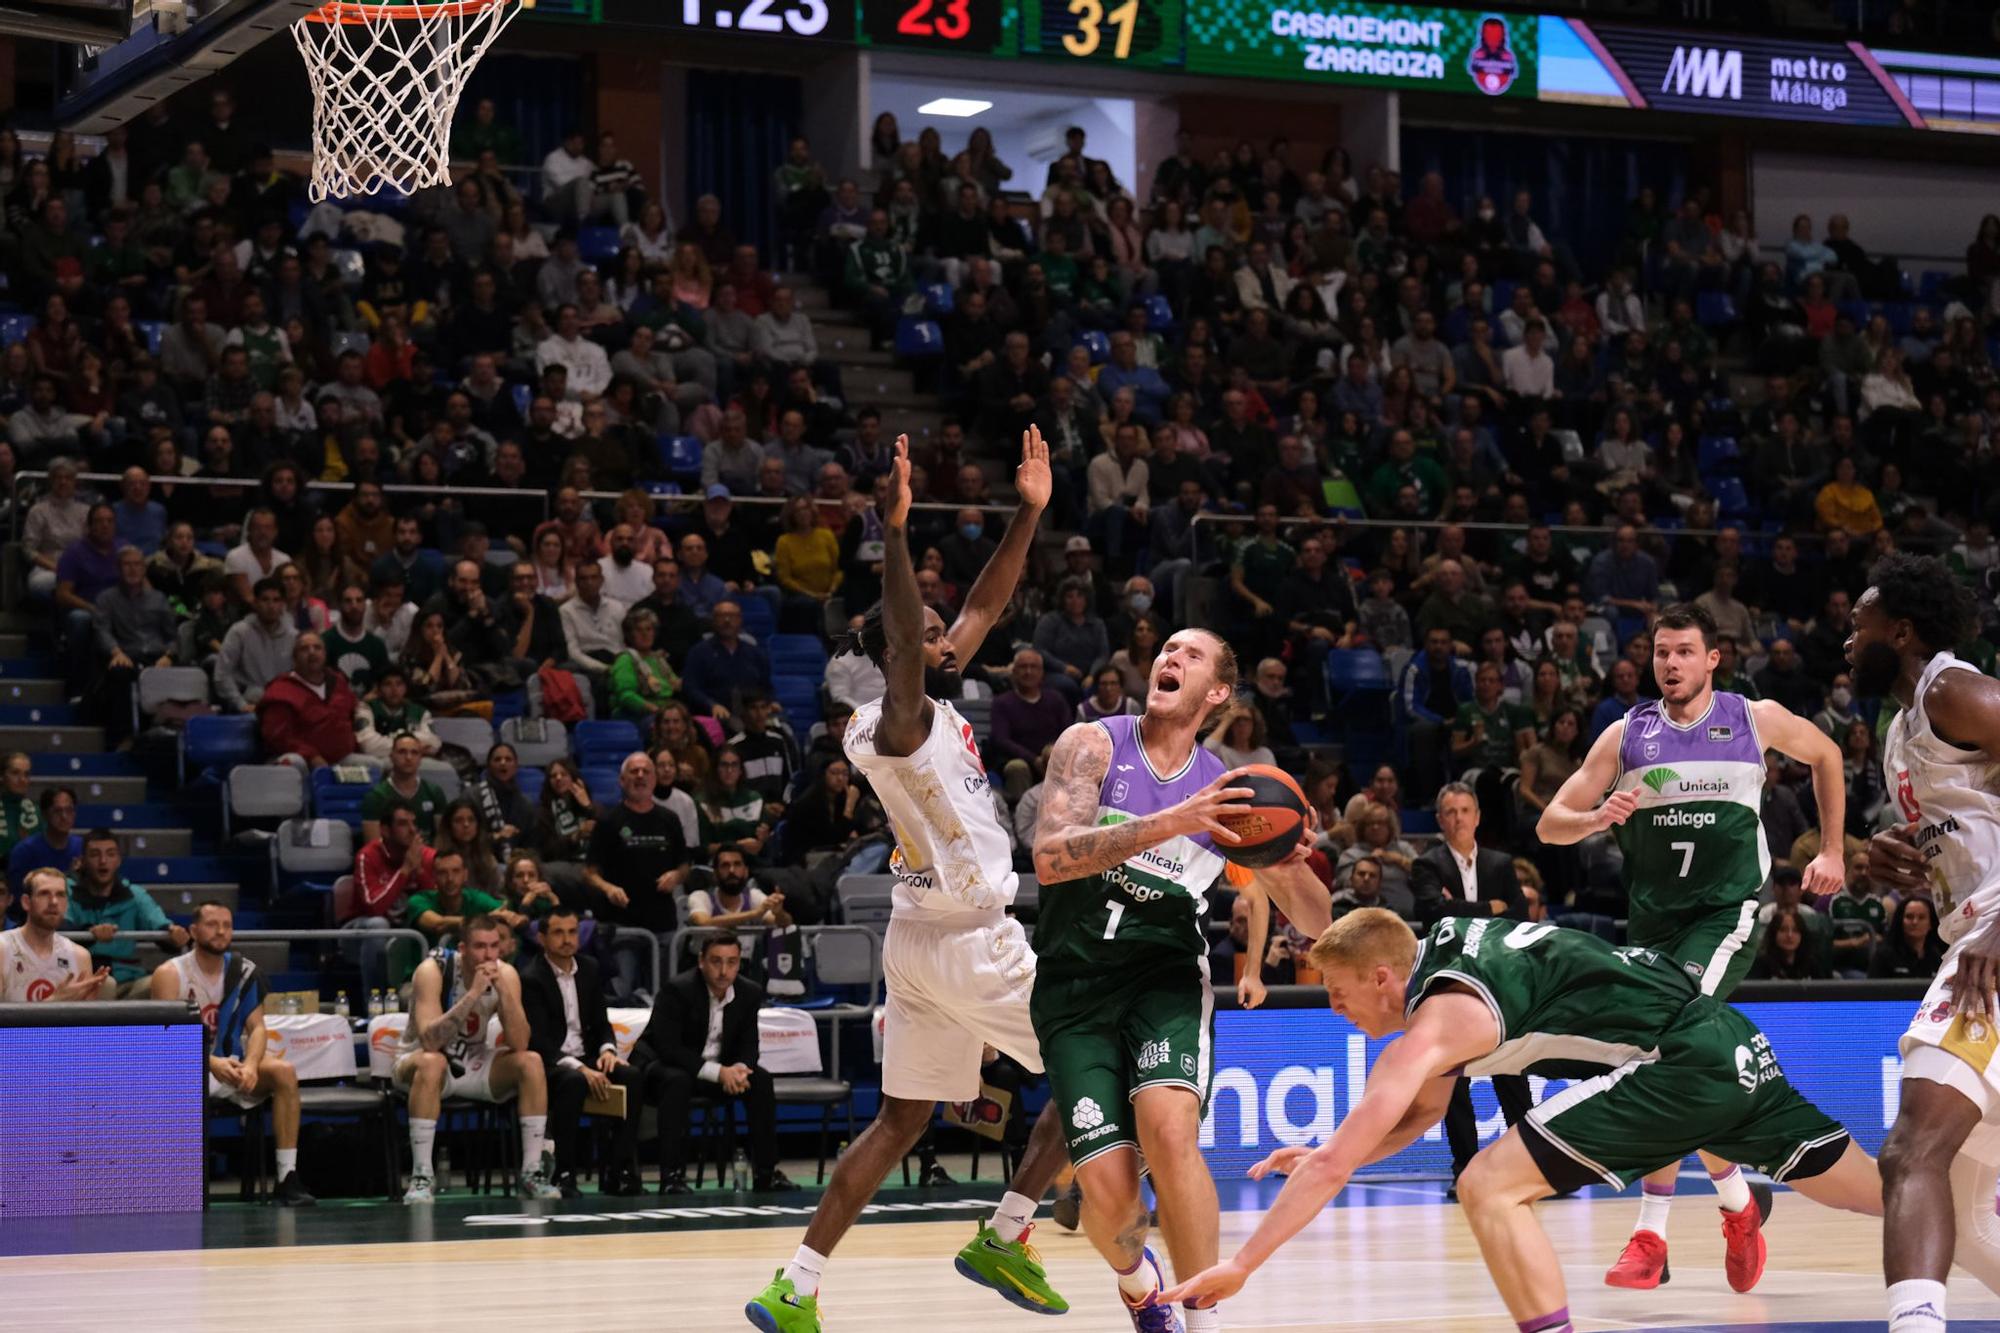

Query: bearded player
[1537,601,1845,1290]
[1162,910,1884,1333]
[0,867,109,1001]
[1031,628,1330,1332]
[1848,553,2000,1332]
[747,428,1071,1332]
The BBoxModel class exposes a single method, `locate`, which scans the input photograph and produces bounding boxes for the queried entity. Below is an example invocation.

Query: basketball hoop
[291,0,528,201]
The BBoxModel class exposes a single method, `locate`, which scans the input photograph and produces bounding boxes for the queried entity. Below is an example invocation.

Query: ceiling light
[918,97,992,117]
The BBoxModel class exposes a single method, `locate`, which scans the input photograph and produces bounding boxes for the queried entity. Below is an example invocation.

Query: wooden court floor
[7,1189,2000,1332]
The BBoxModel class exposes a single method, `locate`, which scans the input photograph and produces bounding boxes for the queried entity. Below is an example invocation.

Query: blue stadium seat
[895,316,944,358]
[1326,650,1390,691]
[1694,292,1738,328]
[1882,302,1916,336]
[1710,474,1755,521]
[1836,300,1870,327]
[663,434,704,482]
[1077,330,1110,365]
[1919,270,1949,302]
[579,766,621,801]
[181,714,258,781]
[738,595,777,640]
[1697,434,1741,475]
[769,634,827,672]
[1144,293,1176,332]
[0,313,30,346]
[577,225,621,266]
[511,383,532,417]
[310,768,371,828]
[574,720,645,766]
[922,282,954,316]
[136,320,166,354]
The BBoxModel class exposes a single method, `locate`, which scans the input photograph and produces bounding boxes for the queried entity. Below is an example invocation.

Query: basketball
[1215,765,1311,869]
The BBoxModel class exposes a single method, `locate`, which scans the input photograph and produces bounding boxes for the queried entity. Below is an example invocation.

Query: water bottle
[334,993,350,1020]
[369,989,384,1018]
[730,1148,751,1192]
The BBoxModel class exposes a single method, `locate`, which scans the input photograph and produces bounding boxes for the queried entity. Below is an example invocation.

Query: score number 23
[1061,0,1139,58]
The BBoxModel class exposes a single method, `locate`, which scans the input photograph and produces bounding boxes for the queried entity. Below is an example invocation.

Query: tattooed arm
[1032,722,1254,883]
[410,958,497,1053]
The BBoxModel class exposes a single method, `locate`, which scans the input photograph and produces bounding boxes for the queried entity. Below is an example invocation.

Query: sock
[783,1244,828,1296]
[1116,1254,1159,1304]
[1518,1310,1572,1333]
[1184,1303,1222,1332]
[409,1118,437,1178]
[275,1148,298,1178]
[1634,1180,1675,1238]
[1709,1163,1752,1213]
[1888,1278,1948,1332]
[989,1190,1037,1243]
[519,1114,548,1173]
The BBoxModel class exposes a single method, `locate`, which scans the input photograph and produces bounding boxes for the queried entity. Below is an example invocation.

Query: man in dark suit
[1408,781,1536,1188]
[521,905,646,1196]
[632,930,793,1195]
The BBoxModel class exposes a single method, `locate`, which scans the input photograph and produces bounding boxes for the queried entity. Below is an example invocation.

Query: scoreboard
[582,0,1542,94]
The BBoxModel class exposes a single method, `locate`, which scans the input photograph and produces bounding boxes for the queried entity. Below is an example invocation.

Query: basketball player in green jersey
[1537,601,1848,1290]
[1159,909,1884,1333]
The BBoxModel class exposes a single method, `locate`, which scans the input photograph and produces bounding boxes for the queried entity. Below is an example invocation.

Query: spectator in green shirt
[1364,429,1448,517]
[405,848,521,947]
[361,732,448,843]
[1228,504,1296,661]
[1827,844,1888,975]
[0,751,40,867]
[1450,661,1537,777]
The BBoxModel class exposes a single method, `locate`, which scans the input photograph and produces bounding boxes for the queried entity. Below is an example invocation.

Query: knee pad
[1949,1151,2000,1293]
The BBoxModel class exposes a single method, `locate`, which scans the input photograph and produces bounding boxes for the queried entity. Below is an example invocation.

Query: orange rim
[303,0,514,22]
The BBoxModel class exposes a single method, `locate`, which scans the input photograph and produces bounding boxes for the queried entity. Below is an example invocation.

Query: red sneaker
[1604,1229,1670,1289]
[1720,1201,1768,1292]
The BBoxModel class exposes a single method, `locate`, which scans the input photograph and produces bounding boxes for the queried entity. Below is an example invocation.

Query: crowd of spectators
[4,83,1998,1192]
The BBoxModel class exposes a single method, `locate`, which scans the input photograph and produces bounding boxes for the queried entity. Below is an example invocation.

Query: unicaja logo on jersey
[1641,767,1679,794]
[1071,1097,1105,1130]
[1642,766,1730,797]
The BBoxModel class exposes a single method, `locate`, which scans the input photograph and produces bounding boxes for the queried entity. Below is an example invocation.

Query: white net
[291,0,524,201]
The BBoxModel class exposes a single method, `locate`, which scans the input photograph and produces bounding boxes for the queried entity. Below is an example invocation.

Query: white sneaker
[516,1168,561,1200]
[402,1174,435,1205]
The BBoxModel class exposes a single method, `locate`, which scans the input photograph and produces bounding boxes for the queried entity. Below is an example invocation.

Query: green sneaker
[745,1268,822,1332]
[954,1222,1070,1315]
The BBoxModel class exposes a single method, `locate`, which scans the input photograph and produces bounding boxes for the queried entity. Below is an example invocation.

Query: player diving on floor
[1161,910,1884,1333]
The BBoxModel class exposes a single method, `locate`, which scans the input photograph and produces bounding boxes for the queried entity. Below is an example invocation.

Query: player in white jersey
[395,898,560,1203]
[0,868,107,1002]
[747,429,1071,1333]
[1846,553,2000,1332]
[149,899,315,1204]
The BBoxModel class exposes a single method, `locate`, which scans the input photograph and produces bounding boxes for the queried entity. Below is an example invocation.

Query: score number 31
[1062,0,1138,58]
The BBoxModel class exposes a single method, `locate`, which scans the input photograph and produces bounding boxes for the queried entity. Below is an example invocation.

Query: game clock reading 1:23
[1022,0,1182,67]
[673,0,854,40]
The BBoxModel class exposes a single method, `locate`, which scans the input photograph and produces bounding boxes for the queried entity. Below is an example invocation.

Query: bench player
[747,429,1070,1332]
[0,867,108,1001]
[395,912,561,1202]
[1537,601,1847,1289]
[1847,553,2000,1331]
[1163,910,1884,1333]
[150,899,316,1204]
[1031,628,1331,1332]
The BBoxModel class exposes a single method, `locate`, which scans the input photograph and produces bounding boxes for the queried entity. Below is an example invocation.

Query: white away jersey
[0,927,93,1002]
[1883,652,2000,946]
[845,695,1017,917]
[165,953,226,1032]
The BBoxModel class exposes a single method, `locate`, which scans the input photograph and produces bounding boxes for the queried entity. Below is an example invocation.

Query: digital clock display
[1021,0,1182,67]
[859,0,1012,53]
[618,0,853,41]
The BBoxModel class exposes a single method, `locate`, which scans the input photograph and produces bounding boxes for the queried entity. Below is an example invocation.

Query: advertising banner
[1201,998,1909,1182]
[1555,21,1922,128]
[1187,4,1535,96]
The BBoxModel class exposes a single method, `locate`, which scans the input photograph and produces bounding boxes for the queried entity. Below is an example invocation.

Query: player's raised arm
[1751,698,1848,896]
[1535,718,1633,846]
[874,434,933,758]
[1031,722,1252,883]
[944,425,1050,665]
[1161,994,1493,1306]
